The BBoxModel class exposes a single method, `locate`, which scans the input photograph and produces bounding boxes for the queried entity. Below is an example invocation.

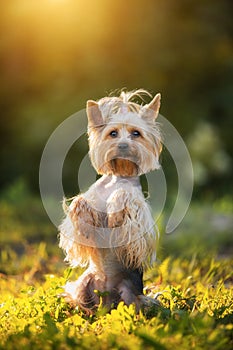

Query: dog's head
[87,90,162,176]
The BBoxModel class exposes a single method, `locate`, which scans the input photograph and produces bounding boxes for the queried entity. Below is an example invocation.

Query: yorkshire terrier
[59,89,162,314]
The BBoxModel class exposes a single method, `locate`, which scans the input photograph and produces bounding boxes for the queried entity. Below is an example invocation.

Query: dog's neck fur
[99,174,141,188]
[82,174,142,218]
[92,174,141,199]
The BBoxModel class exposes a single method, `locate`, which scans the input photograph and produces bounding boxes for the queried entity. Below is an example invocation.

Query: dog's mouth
[100,147,141,176]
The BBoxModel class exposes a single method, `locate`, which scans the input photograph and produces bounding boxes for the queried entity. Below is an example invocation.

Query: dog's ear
[86,100,104,128]
[142,93,161,121]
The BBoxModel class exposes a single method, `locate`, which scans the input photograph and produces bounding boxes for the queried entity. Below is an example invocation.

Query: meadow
[0,181,232,349]
[0,1,232,349]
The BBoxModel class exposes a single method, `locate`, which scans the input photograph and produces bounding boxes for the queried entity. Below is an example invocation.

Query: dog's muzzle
[118,142,129,150]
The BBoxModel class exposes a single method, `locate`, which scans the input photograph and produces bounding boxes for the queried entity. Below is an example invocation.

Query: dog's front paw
[107,188,129,228]
[69,195,101,230]
[108,210,125,228]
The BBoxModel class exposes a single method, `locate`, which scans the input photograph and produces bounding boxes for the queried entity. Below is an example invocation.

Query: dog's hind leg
[62,270,100,313]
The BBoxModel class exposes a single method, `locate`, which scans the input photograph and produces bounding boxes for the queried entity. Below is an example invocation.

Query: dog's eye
[109,130,118,138]
[131,130,141,137]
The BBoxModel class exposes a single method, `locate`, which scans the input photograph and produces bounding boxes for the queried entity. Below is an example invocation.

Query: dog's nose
[118,142,129,150]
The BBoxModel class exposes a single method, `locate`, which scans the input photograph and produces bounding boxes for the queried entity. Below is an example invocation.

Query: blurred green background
[0,0,232,266]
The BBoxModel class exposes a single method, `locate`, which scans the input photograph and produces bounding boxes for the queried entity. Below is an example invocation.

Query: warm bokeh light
[0,0,232,195]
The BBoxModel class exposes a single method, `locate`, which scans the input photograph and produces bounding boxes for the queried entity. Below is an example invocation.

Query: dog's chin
[111,158,139,176]
[100,158,138,177]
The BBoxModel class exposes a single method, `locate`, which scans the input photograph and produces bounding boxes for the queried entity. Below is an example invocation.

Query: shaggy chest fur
[83,174,142,219]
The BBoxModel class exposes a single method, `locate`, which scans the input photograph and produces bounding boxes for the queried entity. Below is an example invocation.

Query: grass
[0,253,232,350]
[0,181,232,349]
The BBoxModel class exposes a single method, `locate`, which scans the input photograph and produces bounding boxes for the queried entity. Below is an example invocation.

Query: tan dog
[59,89,162,314]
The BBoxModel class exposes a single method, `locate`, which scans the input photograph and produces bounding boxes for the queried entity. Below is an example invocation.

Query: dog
[59,89,162,314]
